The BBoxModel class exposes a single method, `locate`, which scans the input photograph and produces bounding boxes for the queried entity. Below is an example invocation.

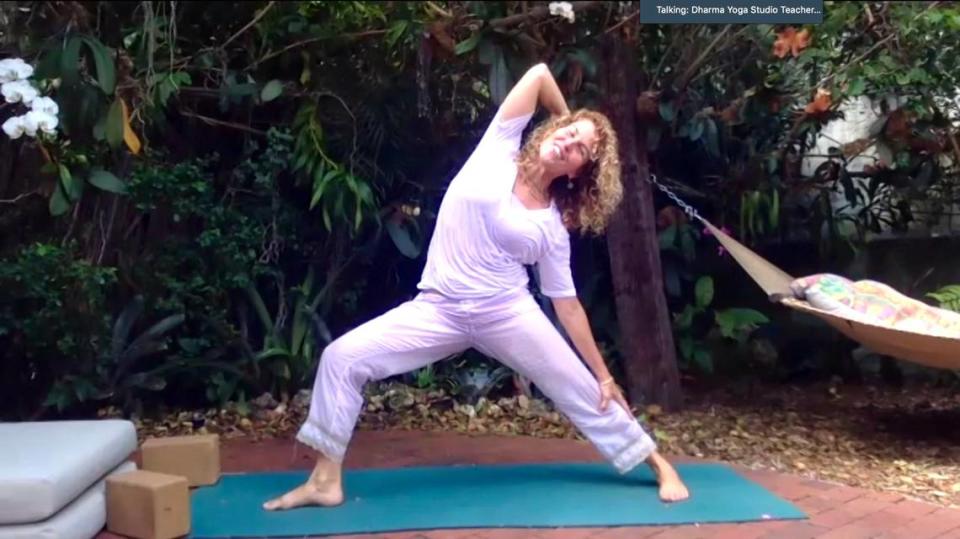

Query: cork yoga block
[106,470,190,539]
[141,434,221,487]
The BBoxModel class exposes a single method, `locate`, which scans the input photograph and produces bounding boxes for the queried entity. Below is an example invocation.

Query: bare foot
[262,479,344,511]
[647,452,690,503]
[656,467,689,502]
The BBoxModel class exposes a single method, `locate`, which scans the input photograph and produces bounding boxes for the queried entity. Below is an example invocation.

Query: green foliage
[659,222,771,375]
[739,189,780,244]
[128,158,266,306]
[237,267,334,399]
[926,285,960,313]
[7,0,960,418]
[0,243,115,418]
[659,221,700,299]
[45,296,187,415]
[672,275,771,375]
[292,102,378,234]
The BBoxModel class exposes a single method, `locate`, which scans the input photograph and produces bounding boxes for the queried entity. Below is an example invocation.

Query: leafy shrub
[0,242,115,418]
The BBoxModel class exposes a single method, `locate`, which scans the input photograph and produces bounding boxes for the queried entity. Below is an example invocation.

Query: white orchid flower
[0,58,34,83]
[549,2,575,22]
[2,79,38,105]
[2,115,26,139]
[30,96,59,116]
[23,110,58,136]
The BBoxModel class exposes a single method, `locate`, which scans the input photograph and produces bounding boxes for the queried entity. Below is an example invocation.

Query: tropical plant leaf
[49,183,70,216]
[260,79,284,102]
[89,169,127,194]
[81,36,116,95]
[111,296,144,361]
[245,284,275,337]
[60,35,83,88]
[695,276,714,309]
[121,99,142,154]
[715,308,770,340]
[489,48,511,104]
[455,33,482,55]
[386,219,420,258]
[106,98,124,149]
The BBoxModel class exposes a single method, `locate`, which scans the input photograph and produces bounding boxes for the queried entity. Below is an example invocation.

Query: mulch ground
[111,378,960,509]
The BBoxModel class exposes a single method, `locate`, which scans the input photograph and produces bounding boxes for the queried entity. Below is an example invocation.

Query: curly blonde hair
[516,109,623,235]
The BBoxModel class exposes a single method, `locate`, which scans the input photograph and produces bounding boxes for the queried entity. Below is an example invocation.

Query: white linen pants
[296,287,657,474]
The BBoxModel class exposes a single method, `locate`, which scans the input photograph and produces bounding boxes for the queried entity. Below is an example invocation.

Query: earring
[567,179,574,189]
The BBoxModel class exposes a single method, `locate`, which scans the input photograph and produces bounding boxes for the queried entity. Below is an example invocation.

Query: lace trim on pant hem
[296,421,347,463]
[611,434,657,475]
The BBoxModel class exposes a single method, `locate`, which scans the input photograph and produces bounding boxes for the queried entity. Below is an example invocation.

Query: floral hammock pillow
[789,273,960,338]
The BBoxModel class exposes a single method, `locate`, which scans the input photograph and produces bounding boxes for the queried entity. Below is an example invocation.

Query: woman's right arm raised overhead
[498,63,570,121]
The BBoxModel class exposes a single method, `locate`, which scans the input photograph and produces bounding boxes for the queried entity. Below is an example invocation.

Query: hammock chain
[645,173,704,223]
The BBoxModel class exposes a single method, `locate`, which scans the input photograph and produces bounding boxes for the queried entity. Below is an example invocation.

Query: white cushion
[0,461,136,539]
[0,420,137,524]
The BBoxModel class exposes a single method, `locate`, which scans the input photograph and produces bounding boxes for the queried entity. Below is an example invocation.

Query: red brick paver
[98,430,960,539]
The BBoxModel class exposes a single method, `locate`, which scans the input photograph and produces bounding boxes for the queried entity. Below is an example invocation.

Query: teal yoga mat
[189,462,806,537]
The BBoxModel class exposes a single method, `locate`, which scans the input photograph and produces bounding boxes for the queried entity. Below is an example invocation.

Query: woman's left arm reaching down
[551,296,631,414]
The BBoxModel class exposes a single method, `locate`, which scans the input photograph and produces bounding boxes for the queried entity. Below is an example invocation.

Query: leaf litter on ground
[100,379,960,508]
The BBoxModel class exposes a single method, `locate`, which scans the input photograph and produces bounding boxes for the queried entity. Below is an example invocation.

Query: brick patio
[100,430,960,539]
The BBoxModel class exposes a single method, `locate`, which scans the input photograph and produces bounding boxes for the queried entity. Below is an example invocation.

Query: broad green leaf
[715,308,770,340]
[310,168,338,209]
[688,119,704,141]
[658,224,678,250]
[695,276,714,309]
[386,220,420,258]
[678,336,694,361]
[82,36,116,95]
[693,347,713,373]
[386,20,409,47]
[255,347,290,362]
[260,79,284,102]
[125,314,185,358]
[49,183,70,216]
[106,99,124,149]
[659,102,675,122]
[60,36,83,88]
[34,46,63,80]
[291,304,308,358]
[59,164,83,202]
[455,33,482,55]
[88,169,127,194]
[112,296,144,360]
[244,285,275,334]
[847,77,866,96]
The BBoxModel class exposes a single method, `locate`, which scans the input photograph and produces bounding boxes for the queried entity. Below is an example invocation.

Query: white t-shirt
[417,108,577,299]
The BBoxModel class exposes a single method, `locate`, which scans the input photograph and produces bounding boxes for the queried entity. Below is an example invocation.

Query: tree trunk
[600,32,682,411]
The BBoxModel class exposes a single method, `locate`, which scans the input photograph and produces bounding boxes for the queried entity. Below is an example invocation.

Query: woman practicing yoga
[264,63,690,510]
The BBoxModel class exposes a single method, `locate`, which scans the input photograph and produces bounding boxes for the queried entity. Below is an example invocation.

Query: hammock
[648,176,960,371]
